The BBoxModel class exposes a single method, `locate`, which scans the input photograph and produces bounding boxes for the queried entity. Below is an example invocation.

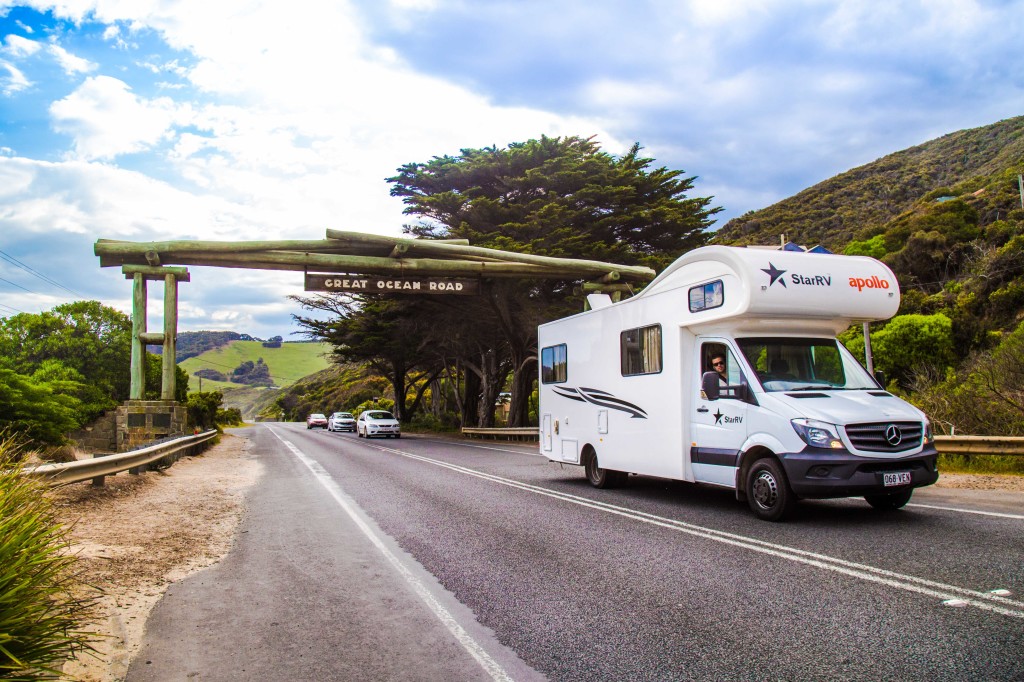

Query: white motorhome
[538,245,938,520]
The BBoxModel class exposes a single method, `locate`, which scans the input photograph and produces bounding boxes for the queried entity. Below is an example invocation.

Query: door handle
[697,407,709,413]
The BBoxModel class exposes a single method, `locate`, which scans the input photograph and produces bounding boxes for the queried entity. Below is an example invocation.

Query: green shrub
[0,434,98,678]
[186,391,223,431]
[215,407,243,426]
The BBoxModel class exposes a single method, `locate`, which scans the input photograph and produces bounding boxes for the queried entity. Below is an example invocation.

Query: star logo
[713,409,724,425]
[762,262,787,288]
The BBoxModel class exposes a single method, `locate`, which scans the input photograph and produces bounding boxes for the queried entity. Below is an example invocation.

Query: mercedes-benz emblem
[885,424,902,446]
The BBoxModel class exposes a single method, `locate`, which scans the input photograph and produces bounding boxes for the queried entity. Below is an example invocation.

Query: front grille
[845,421,922,453]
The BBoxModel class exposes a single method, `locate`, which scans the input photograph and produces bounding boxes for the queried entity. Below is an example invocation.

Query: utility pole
[1018,174,1023,210]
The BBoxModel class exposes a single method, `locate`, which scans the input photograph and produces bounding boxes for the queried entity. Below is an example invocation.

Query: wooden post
[162,273,178,400]
[130,273,147,400]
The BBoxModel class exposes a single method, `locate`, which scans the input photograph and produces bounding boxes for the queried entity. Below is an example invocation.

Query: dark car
[306,413,328,429]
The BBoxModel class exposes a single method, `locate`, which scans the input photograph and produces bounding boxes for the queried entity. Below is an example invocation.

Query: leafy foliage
[185,391,224,431]
[0,368,83,447]
[0,301,132,421]
[230,359,272,386]
[0,434,98,678]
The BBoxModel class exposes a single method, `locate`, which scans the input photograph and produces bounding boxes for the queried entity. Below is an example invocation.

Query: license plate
[883,471,912,487]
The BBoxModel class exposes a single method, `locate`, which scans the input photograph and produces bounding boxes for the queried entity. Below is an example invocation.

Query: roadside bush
[215,407,244,426]
[0,433,98,678]
[186,391,223,431]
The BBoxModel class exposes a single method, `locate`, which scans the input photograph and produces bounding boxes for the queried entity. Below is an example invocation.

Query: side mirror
[701,372,720,400]
[874,370,887,388]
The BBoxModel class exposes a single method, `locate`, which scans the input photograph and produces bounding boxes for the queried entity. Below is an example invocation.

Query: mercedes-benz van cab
[538,245,938,520]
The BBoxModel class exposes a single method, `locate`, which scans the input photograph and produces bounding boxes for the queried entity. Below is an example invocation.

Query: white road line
[267,428,514,682]
[369,443,1024,620]
[907,503,1024,520]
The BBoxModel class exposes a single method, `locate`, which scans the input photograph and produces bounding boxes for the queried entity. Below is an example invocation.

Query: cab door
[690,339,750,488]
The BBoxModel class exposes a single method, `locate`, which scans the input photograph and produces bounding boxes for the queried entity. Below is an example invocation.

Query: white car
[356,410,401,439]
[328,412,357,432]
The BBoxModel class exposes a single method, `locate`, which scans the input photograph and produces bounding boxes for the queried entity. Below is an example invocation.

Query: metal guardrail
[461,427,539,441]
[22,430,219,487]
[934,435,1024,456]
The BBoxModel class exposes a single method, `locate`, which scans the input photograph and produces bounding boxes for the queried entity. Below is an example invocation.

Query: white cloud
[49,75,185,159]
[2,34,41,56]
[47,43,95,74]
[0,60,31,94]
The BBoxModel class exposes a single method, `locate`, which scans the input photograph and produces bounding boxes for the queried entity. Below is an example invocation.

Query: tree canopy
[292,136,721,427]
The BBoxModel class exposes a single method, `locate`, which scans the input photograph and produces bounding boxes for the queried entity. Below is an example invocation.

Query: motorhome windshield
[737,337,878,392]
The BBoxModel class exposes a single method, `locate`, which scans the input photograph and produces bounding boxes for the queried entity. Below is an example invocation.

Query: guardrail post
[91,453,106,487]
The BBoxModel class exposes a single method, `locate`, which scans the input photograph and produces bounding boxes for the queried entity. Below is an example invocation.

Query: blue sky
[2,0,1023,340]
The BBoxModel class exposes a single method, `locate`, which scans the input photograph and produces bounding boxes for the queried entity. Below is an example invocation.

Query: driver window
[701,343,746,400]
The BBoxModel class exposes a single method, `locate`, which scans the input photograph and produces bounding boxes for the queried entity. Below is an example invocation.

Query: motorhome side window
[620,325,662,376]
[541,344,567,384]
[689,280,724,312]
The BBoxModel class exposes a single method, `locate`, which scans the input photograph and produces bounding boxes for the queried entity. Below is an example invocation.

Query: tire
[865,489,913,510]
[357,429,364,438]
[746,457,796,521]
[584,451,624,489]
[395,434,401,439]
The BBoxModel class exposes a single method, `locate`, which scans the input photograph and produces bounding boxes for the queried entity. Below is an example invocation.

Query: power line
[0,276,39,295]
[0,249,85,298]
[0,302,26,314]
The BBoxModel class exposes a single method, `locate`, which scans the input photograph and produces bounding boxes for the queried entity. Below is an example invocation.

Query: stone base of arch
[116,400,188,452]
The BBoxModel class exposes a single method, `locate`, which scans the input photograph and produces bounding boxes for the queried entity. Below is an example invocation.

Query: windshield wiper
[790,384,836,391]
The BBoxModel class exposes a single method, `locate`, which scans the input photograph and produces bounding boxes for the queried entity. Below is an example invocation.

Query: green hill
[180,340,332,394]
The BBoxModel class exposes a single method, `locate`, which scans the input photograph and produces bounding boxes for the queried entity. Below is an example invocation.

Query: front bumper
[781,444,939,499]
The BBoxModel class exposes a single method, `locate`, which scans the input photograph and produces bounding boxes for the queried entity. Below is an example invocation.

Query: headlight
[923,419,934,444]
[791,419,844,449]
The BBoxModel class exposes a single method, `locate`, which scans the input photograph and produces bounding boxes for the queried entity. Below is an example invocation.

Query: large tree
[386,135,721,425]
[0,301,132,421]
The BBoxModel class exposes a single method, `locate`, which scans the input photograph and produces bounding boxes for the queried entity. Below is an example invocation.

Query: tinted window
[621,325,662,376]
[689,280,724,313]
[541,344,567,384]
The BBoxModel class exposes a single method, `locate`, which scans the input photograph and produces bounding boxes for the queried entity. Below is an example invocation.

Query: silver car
[356,410,401,439]
[328,412,356,432]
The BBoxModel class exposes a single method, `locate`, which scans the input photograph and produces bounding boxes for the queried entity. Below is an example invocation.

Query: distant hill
[714,115,1024,250]
[180,340,332,394]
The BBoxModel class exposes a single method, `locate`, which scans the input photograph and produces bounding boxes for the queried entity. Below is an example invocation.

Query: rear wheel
[746,457,796,521]
[865,489,913,510]
[584,451,625,489]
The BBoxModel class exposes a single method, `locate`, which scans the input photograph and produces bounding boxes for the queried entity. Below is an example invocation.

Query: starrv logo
[761,262,787,288]
[849,275,891,292]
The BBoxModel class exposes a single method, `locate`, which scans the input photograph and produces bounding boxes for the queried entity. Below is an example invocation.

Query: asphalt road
[130,423,1024,681]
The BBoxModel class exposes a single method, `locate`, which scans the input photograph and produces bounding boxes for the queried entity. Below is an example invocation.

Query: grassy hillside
[180,341,332,394]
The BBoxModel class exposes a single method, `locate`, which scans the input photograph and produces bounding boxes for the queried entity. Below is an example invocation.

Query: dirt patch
[933,472,1024,491]
[47,432,261,681]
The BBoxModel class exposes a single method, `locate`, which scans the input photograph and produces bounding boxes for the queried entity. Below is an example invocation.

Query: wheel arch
[735,445,780,501]
[580,442,597,468]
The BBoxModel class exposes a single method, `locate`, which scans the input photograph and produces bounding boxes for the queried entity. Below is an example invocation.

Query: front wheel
[865,489,913,510]
[395,433,401,439]
[746,458,796,521]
